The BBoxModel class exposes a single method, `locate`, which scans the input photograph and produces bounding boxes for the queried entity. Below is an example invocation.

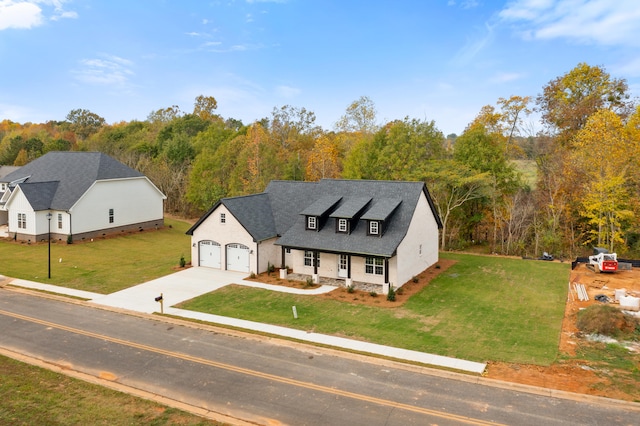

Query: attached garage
[226,243,250,272]
[199,240,221,268]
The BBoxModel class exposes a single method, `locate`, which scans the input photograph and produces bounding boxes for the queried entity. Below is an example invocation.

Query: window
[369,220,379,235]
[365,257,384,275]
[17,213,26,229]
[220,213,226,224]
[58,213,62,229]
[304,251,319,267]
[285,248,291,254]
[108,208,114,224]
[307,216,317,230]
[337,218,348,233]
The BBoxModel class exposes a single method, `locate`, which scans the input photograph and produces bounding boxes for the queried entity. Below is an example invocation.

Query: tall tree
[193,95,219,121]
[65,109,106,141]
[334,95,378,134]
[536,63,633,144]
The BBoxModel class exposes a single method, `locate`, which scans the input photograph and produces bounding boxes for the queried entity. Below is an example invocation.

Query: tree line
[1,64,639,258]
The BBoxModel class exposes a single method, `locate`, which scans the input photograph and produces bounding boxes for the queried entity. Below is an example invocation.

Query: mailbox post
[155,293,164,314]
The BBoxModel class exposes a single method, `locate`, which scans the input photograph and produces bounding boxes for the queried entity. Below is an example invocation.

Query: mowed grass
[0,218,192,294]
[0,355,222,426]
[180,253,569,365]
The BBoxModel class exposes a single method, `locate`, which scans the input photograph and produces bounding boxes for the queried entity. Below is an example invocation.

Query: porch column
[345,255,353,287]
[279,246,288,279]
[384,258,389,284]
[312,250,320,284]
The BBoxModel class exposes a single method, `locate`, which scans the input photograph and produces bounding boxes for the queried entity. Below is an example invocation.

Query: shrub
[387,284,396,302]
[369,291,377,297]
[396,286,404,296]
[179,255,186,268]
[577,304,638,338]
[346,284,355,293]
[267,262,275,274]
[249,272,256,279]
[412,276,419,283]
[66,234,73,244]
[306,277,314,287]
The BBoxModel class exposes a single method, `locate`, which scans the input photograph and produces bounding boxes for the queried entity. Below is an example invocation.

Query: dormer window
[368,220,379,235]
[307,216,317,230]
[337,218,348,233]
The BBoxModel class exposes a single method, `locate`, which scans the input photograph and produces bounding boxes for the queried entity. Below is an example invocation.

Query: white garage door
[199,240,221,268]
[226,243,250,272]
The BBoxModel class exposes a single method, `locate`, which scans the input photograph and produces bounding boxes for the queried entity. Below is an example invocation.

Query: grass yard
[179,253,570,365]
[0,355,222,425]
[0,218,192,294]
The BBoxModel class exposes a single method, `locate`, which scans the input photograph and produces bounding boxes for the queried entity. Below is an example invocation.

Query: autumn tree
[536,63,633,144]
[421,159,490,249]
[65,109,106,140]
[334,95,378,134]
[306,134,340,181]
[193,95,219,121]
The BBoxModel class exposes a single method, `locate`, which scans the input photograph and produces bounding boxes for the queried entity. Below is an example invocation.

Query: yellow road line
[0,309,504,425]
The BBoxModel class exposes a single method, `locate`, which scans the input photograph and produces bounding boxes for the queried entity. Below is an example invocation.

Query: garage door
[199,240,221,268]
[226,243,250,272]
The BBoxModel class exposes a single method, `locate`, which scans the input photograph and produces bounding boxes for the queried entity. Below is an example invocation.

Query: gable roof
[2,151,146,211]
[188,179,442,257]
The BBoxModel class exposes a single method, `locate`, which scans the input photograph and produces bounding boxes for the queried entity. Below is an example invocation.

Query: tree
[570,109,636,252]
[147,105,182,124]
[193,95,219,121]
[536,63,633,144]
[497,95,531,154]
[422,160,490,250]
[65,109,106,140]
[306,135,340,181]
[334,96,378,134]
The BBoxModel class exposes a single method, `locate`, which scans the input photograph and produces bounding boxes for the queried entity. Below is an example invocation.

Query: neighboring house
[187,179,442,292]
[0,165,21,225]
[0,152,166,242]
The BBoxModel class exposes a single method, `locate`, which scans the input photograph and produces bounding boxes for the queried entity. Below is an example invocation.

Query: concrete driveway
[90,267,335,314]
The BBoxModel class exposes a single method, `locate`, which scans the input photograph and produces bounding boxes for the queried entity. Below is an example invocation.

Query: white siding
[190,205,258,274]
[6,189,34,235]
[394,191,440,287]
[71,178,164,234]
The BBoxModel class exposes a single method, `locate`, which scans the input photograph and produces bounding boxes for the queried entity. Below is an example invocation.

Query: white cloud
[72,54,134,86]
[275,85,300,98]
[500,0,640,46]
[0,1,43,29]
[489,72,526,83]
[612,58,640,78]
[0,0,76,30]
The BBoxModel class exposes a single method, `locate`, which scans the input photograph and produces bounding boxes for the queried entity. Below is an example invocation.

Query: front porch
[286,272,385,294]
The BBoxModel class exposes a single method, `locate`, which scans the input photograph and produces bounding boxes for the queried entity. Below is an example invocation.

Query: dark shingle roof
[330,197,371,219]
[222,193,277,242]
[300,195,342,216]
[2,152,144,211]
[188,179,442,257]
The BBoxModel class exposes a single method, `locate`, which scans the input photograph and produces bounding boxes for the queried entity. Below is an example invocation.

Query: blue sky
[1,0,639,136]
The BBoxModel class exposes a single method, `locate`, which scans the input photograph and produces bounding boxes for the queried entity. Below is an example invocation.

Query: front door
[338,254,348,278]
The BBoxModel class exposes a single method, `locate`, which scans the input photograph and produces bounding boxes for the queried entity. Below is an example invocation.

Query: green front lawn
[0,218,192,294]
[179,253,570,365]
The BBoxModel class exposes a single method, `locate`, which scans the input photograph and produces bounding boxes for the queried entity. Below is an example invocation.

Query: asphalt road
[1,288,638,425]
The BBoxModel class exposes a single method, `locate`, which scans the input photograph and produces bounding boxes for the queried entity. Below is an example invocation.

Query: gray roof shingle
[188,179,442,258]
[2,152,145,211]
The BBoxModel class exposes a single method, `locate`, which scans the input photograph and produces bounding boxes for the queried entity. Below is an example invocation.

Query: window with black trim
[365,257,384,275]
[108,208,114,224]
[307,216,317,230]
[17,213,26,229]
[220,213,226,224]
[58,213,62,229]
[304,250,319,267]
[369,220,379,235]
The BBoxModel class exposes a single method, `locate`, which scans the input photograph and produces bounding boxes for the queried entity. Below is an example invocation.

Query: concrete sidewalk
[4,269,487,374]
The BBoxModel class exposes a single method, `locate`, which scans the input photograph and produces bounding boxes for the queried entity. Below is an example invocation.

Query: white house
[0,152,166,242]
[187,179,442,292]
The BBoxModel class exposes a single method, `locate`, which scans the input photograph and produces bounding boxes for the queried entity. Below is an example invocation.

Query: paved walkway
[3,268,487,374]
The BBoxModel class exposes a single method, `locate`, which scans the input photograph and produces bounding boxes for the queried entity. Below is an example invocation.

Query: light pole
[46,212,52,279]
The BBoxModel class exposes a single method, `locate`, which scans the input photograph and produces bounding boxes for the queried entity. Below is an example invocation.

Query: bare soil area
[250,259,640,401]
